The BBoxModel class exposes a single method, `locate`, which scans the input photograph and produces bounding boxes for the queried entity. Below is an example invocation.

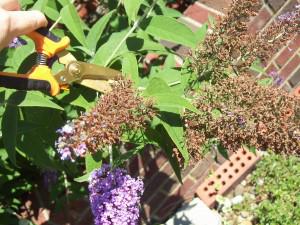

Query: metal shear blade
[54,51,121,92]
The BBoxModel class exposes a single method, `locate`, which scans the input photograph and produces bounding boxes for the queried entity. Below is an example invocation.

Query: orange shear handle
[0,28,70,96]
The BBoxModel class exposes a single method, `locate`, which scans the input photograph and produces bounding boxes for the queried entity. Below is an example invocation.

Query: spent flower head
[89,164,144,225]
[56,78,155,160]
[190,1,299,83]
[185,74,300,158]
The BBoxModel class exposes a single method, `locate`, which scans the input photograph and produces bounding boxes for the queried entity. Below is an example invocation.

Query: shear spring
[36,53,48,65]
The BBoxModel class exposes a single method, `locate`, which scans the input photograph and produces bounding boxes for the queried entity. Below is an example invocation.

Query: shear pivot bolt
[69,63,82,78]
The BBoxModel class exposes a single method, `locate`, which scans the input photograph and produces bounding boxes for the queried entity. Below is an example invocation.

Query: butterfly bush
[55,78,155,161]
[89,164,144,225]
[191,0,300,83]
[185,74,300,159]
[184,0,300,162]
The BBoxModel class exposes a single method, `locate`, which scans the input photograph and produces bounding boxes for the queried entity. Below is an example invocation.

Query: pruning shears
[0,28,121,96]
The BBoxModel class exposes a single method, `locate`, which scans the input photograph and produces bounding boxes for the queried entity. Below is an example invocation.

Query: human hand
[0,0,48,50]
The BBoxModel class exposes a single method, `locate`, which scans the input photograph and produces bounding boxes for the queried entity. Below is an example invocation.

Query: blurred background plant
[219,152,300,225]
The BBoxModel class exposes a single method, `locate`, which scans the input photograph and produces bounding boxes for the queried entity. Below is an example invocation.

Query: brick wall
[133,0,300,224]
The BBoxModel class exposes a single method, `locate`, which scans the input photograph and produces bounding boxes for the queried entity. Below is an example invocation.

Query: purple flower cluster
[55,123,88,161]
[269,71,283,86]
[278,10,299,22]
[89,164,144,225]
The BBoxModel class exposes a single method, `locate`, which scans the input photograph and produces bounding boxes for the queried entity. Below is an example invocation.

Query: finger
[0,0,20,10]
[7,10,48,37]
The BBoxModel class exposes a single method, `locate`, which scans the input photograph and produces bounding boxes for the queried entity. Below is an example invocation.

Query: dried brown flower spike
[56,78,156,161]
[185,75,300,158]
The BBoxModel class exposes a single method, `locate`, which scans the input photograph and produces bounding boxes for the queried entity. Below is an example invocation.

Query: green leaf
[195,23,208,44]
[73,46,94,57]
[92,31,128,65]
[211,109,222,119]
[3,90,63,110]
[32,0,48,11]
[85,152,102,173]
[93,32,167,66]
[122,53,139,85]
[11,39,35,71]
[74,172,91,183]
[145,125,182,182]
[141,16,197,48]
[152,94,200,114]
[55,88,93,110]
[250,59,265,74]
[57,0,71,7]
[143,77,171,96]
[123,0,143,22]
[20,0,34,8]
[158,108,189,167]
[217,144,229,160]
[44,6,60,21]
[113,146,144,168]
[16,108,64,169]
[86,10,116,53]
[157,0,182,18]
[1,106,18,165]
[257,77,273,87]
[17,130,60,169]
[151,68,181,86]
[61,4,87,47]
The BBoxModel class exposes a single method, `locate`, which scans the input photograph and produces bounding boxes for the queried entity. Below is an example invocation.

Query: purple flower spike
[55,122,87,161]
[89,164,144,225]
[9,37,26,48]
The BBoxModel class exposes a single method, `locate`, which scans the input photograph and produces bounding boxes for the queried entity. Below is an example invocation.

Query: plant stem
[49,0,76,31]
[109,145,113,165]
[103,0,158,67]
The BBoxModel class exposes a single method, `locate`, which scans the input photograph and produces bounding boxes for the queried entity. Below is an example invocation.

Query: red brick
[266,63,278,74]
[173,177,196,200]
[275,35,300,67]
[142,151,168,179]
[154,196,183,221]
[153,178,196,221]
[288,67,300,87]
[182,164,194,177]
[142,191,167,220]
[196,148,261,207]
[190,156,217,180]
[142,162,174,201]
[280,55,300,79]
[267,0,286,11]
[184,2,218,24]
[280,0,299,14]
[198,0,232,13]
[248,6,272,34]
[162,177,180,194]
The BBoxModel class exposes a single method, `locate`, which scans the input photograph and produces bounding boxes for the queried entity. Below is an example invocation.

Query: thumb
[7,10,48,37]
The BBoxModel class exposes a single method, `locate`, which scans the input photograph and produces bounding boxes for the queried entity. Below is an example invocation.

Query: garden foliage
[232,153,300,225]
[0,0,299,224]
